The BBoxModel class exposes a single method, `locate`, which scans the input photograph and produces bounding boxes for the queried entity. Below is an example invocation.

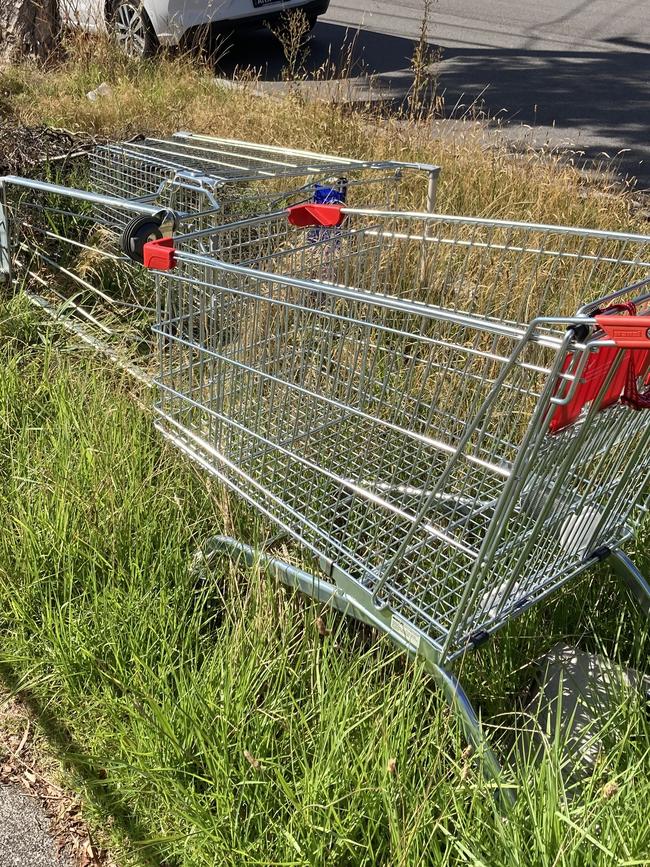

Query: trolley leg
[0,185,11,286]
[197,535,515,806]
[610,549,650,617]
[428,662,516,807]
[425,169,438,214]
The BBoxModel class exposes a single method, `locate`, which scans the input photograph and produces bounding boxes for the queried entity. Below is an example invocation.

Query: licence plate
[252,0,282,7]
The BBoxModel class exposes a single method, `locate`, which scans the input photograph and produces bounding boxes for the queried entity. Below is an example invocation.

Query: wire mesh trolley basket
[89,132,440,232]
[0,136,439,382]
[142,204,650,791]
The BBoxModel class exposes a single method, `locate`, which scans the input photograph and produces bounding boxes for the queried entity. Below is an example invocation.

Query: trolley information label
[390,616,422,652]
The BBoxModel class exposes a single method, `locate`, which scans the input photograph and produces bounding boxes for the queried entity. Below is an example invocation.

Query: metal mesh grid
[1,171,160,364]
[100,132,392,182]
[172,209,650,322]
[3,136,437,378]
[71,135,436,371]
[153,210,650,658]
[88,134,430,232]
[4,167,647,658]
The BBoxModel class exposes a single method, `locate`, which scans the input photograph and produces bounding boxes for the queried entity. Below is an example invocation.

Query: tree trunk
[0,0,60,62]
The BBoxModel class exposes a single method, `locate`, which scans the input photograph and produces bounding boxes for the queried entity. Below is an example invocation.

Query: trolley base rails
[143,206,650,799]
[187,529,512,803]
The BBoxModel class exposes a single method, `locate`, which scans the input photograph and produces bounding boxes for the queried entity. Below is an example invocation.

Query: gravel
[0,784,72,867]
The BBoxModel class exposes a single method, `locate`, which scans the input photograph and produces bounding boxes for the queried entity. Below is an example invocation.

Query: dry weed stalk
[270,9,312,82]
[407,0,443,121]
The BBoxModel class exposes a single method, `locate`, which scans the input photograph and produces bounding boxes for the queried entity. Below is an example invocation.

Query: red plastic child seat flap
[550,302,650,432]
[143,237,176,271]
[623,349,650,409]
[550,346,650,431]
[549,346,630,432]
[287,203,345,228]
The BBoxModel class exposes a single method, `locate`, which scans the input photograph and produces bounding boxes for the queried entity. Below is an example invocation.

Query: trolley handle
[287,203,346,227]
[594,314,650,349]
[0,175,176,224]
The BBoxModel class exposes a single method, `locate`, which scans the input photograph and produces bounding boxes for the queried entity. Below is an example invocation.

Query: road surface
[320,0,650,186]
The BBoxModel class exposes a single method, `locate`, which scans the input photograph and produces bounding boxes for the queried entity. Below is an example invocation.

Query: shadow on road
[216,22,650,187]
[215,22,415,83]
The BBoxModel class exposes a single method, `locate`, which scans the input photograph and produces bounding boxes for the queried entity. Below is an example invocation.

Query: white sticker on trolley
[390,616,422,652]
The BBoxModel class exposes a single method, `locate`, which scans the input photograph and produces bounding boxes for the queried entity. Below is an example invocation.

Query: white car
[62,0,330,57]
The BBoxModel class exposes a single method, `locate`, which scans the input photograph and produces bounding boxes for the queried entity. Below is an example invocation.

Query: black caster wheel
[121,213,166,264]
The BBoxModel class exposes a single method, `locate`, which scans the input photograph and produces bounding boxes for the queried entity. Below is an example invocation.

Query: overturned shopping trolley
[1,136,439,381]
[141,205,650,791]
[90,131,440,232]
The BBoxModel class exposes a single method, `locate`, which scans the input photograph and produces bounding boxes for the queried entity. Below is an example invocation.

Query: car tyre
[108,1,159,59]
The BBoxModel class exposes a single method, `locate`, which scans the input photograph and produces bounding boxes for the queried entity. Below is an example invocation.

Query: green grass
[0,294,648,866]
[0,34,649,867]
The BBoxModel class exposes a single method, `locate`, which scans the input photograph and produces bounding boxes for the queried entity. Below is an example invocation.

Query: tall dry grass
[0,30,643,231]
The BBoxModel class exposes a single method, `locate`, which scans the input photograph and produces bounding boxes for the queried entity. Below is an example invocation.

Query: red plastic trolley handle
[143,237,176,271]
[594,314,650,348]
[287,203,345,227]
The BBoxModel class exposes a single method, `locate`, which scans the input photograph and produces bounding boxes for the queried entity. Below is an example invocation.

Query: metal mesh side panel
[154,212,650,654]
[153,259,558,651]
[88,142,405,232]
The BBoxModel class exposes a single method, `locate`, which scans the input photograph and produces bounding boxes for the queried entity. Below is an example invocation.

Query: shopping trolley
[1,135,439,382]
[140,204,650,794]
[90,132,440,232]
[0,172,182,382]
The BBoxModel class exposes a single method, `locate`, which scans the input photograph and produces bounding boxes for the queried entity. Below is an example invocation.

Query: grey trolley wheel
[120,213,166,264]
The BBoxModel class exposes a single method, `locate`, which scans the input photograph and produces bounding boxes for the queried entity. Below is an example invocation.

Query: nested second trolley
[143,205,650,789]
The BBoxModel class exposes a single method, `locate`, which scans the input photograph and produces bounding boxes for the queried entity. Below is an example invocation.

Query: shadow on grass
[0,659,176,867]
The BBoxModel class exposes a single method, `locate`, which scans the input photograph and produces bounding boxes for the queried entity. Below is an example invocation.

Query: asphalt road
[320,0,650,186]
[0,786,71,867]
[220,1,649,187]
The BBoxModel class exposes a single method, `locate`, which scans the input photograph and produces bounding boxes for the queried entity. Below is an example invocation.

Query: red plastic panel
[550,346,650,431]
[287,203,345,228]
[595,314,650,348]
[143,237,176,271]
[623,350,650,409]
[549,347,630,432]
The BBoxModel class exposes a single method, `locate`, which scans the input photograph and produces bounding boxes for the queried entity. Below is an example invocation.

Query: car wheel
[109,1,159,59]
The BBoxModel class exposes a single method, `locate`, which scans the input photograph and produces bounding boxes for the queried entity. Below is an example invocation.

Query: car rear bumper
[150,0,330,45]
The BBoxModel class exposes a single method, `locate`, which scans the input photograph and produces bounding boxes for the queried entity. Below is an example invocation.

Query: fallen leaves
[600,780,619,800]
[315,615,331,637]
[244,749,261,771]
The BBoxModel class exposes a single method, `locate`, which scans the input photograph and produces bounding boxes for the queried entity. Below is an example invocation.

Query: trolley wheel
[120,214,166,264]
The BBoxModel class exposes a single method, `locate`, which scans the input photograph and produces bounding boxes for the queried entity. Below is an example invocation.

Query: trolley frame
[1,135,440,382]
[143,204,650,798]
